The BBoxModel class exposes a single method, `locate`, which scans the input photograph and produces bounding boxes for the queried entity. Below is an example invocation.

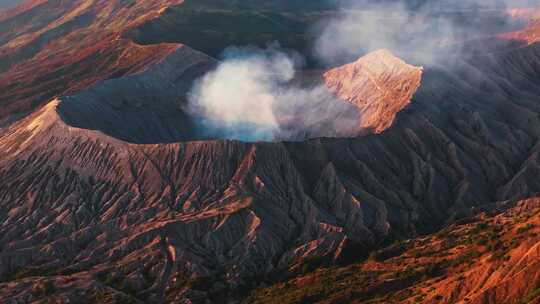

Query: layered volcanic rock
[323,49,423,134]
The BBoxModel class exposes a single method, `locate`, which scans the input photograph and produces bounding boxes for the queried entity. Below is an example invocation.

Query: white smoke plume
[188,0,537,141]
[187,47,360,141]
[188,49,290,141]
[316,0,535,66]
[315,2,454,66]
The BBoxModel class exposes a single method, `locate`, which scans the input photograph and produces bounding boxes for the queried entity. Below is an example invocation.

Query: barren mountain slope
[2,40,540,302]
[0,0,185,124]
[2,1,540,303]
[324,49,423,134]
[56,44,216,143]
[245,196,540,304]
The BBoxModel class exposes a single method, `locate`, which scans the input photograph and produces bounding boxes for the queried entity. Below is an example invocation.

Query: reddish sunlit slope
[0,0,185,123]
[246,196,540,304]
[500,8,540,45]
[323,49,423,134]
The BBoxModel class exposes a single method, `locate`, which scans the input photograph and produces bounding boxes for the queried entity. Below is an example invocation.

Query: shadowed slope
[2,41,540,302]
[57,45,216,143]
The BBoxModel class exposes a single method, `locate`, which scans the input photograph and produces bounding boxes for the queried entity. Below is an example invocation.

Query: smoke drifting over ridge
[187,47,361,141]
[187,0,536,141]
[315,0,535,66]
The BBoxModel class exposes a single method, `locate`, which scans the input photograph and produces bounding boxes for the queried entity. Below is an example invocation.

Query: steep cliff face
[323,49,423,134]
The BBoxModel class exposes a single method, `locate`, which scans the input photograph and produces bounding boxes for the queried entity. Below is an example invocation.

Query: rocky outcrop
[323,49,423,134]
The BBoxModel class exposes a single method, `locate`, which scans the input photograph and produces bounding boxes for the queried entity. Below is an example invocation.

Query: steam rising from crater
[188,0,535,141]
[187,48,361,141]
[188,50,288,141]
